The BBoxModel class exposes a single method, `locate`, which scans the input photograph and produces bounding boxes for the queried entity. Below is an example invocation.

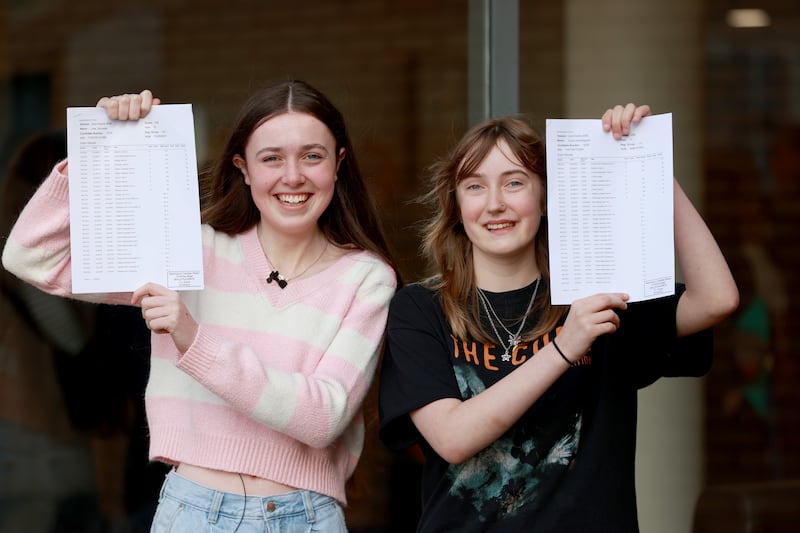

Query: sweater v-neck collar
[239,225,353,307]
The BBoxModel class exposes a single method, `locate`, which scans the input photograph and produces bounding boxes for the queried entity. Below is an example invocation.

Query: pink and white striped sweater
[1,160,397,504]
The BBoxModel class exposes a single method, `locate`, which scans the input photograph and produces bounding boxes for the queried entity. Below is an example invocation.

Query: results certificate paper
[546,113,674,304]
[66,104,204,294]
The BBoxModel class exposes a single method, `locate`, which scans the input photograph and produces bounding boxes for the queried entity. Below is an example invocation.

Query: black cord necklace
[264,241,328,289]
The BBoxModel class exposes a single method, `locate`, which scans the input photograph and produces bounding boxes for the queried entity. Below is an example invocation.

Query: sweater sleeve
[2,160,130,306]
[174,259,397,449]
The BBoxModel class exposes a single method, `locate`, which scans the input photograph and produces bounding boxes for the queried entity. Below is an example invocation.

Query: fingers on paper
[96,89,159,121]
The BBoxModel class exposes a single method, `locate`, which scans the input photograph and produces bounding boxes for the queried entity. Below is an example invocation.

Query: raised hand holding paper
[66,104,204,293]
[546,113,674,304]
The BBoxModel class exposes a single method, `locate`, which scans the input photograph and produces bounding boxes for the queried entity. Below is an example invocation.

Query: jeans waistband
[160,469,334,523]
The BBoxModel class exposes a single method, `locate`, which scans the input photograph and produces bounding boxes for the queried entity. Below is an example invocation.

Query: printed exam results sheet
[546,113,674,304]
[66,104,204,294]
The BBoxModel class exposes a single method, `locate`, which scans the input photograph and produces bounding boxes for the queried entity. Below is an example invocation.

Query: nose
[487,188,507,213]
[282,159,305,186]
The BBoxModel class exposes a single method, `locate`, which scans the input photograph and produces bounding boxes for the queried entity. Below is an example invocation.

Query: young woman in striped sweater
[3,81,399,532]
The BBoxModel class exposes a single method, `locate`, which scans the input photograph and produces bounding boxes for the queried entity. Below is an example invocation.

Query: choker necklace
[477,276,541,362]
[265,241,328,289]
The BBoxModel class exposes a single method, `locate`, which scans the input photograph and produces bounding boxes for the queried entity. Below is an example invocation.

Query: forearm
[175,271,394,448]
[176,325,380,449]
[411,343,569,464]
[673,178,738,335]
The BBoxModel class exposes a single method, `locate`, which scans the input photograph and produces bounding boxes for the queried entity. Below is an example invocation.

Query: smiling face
[233,111,343,239]
[456,139,544,264]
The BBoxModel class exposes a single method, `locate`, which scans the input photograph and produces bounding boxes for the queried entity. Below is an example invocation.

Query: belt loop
[207,490,224,524]
[159,474,168,501]
[159,469,175,501]
[301,490,316,523]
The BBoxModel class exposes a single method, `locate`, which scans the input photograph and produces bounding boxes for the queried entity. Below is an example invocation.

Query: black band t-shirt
[379,280,711,532]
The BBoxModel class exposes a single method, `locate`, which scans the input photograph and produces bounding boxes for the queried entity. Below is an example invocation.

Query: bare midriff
[176,463,297,496]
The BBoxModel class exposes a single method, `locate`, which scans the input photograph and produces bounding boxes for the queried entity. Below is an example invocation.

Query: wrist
[552,338,576,368]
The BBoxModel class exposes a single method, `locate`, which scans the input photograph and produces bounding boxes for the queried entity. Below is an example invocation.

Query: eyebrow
[465,169,530,179]
[254,143,330,157]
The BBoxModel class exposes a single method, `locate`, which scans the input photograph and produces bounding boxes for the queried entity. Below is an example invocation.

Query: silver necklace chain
[477,276,541,362]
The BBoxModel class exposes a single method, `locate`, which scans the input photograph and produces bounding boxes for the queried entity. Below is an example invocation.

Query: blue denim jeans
[150,469,348,532]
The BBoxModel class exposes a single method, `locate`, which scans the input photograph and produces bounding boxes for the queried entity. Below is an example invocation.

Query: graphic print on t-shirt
[447,343,584,523]
[379,282,690,531]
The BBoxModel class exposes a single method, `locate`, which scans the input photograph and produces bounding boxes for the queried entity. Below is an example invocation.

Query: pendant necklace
[264,241,328,289]
[477,276,541,362]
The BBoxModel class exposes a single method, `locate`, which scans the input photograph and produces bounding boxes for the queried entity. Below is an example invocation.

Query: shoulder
[200,223,239,246]
[337,248,397,289]
[200,224,249,263]
[392,282,437,307]
[200,223,239,244]
[388,282,444,327]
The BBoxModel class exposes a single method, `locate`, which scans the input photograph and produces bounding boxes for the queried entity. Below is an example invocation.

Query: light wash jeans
[150,469,348,533]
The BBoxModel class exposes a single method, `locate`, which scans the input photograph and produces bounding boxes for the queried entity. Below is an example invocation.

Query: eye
[304,152,323,161]
[459,179,483,192]
[261,154,280,163]
[505,173,530,189]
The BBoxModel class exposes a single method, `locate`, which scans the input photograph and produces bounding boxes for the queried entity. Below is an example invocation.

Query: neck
[257,224,327,278]
[474,252,540,292]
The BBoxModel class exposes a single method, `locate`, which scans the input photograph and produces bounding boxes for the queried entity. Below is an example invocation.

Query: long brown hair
[419,116,567,341]
[201,80,400,279]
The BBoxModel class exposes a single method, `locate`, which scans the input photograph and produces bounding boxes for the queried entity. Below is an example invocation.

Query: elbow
[436,445,472,465]
[2,239,34,284]
[700,285,740,330]
[723,288,740,318]
[713,282,740,323]
[684,277,740,330]
[1,243,16,275]
[301,421,344,449]
[429,438,477,465]
[1,248,27,285]
[308,434,338,449]
[308,405,358,449]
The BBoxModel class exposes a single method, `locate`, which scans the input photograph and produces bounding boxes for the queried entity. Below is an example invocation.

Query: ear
[335,148,346,179]
[233,155,250,185]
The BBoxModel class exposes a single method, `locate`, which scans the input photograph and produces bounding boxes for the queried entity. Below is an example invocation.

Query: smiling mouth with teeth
[276,194,310,205]
[486,222,514,230]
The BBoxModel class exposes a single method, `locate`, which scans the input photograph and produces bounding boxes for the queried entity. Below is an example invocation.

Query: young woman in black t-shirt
[379,105,738,532]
